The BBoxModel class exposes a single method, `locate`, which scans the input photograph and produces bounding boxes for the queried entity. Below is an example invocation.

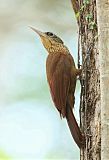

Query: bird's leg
[76,68,82,76]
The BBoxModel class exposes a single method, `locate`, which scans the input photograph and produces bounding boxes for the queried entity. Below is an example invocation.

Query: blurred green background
[0,0,80,159]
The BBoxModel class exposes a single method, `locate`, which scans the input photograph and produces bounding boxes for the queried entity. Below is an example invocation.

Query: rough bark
[96,0,109,159]
[71,0,101,159]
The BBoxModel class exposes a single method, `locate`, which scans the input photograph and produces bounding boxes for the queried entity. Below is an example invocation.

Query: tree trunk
[71,0,101,159]
[96,0,109,159]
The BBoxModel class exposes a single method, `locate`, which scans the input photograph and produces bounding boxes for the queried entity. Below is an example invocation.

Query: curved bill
[29,26,45,37]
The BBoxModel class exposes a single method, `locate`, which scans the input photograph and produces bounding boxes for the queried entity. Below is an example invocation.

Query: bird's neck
[45,43,70,55]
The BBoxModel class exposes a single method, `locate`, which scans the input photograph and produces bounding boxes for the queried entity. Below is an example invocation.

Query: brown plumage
[30,27,84,148]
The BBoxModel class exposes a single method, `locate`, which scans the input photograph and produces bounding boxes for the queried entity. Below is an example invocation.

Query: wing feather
[46,53,72,117]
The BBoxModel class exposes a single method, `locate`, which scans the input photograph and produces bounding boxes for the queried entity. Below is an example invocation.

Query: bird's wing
[46,53,72,117]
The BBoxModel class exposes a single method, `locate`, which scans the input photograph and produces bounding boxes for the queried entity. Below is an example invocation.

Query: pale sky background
[0,0,80,159]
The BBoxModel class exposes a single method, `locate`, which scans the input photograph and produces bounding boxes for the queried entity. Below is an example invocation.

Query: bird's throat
[41,36,69,55]
[41,37,52,51]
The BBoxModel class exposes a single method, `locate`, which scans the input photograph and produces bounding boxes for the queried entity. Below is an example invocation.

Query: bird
[30,27,84,148]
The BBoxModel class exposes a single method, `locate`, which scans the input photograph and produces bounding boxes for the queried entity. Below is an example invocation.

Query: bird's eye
[46,32,54,37]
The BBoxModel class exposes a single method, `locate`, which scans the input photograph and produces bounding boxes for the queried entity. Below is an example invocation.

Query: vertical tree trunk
[71,0,101,159]
[96,0,109,159]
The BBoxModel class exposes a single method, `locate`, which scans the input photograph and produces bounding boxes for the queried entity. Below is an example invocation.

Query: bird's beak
[29,26,46,38]
[30,26,51,50]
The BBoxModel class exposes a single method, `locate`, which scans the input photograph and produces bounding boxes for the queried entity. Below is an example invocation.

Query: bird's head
[30,27,68,54]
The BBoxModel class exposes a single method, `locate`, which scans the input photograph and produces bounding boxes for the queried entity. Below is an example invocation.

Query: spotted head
[30,27,68,54]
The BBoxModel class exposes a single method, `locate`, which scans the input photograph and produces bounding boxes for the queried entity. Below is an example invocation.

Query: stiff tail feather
[66,104,84,148]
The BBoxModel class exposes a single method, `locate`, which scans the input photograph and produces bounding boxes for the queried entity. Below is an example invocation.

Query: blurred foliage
[8,78,49,103]
[0,150,11,160]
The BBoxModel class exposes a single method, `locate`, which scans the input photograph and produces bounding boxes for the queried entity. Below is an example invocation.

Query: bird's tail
[66,103,84,148]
